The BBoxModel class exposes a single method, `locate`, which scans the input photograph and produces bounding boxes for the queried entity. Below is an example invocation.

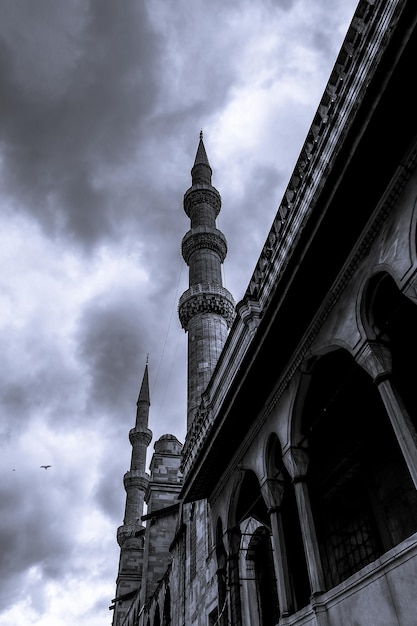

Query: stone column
[261,478,293,617]
[227,527,243,626]
[357,341,417,489]
[283,446,325,596]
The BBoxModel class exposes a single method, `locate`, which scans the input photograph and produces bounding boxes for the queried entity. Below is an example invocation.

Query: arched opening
[266,434,310,612]
[301,348,417,589]
[235,470,269,527]
[234,470,279,624]
[246,526,280,626]
[365,272,417,431]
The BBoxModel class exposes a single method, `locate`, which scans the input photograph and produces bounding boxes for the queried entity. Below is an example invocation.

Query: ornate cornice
[244,0,400,304]
[183,185,221,218]
[235,297,262,336]
[181,227,228,264]
[178,283,235,330]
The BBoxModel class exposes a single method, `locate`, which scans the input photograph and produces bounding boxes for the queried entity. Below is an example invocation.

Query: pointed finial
[146,353,149,365]
[200,129,203,141]
[137,360,150,405]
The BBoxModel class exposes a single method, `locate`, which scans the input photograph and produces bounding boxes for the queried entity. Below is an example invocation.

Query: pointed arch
[246,526,280,626]
[234,470,269,529]
[362,271,417,430]
[300,347,417,589]
[227,469,279,625]
[265,433,310,612]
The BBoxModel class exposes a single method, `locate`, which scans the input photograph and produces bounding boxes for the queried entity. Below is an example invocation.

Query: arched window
[364,272,417,431]
[266,434,310,612]
[302,348,417,589]
[235,471,279,625]
[247,526,280,626]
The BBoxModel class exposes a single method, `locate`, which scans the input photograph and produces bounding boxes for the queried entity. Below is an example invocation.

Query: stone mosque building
[110,1,417,624]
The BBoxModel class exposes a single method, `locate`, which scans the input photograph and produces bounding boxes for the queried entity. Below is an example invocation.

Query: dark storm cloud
[0,0,259,257]
[75,277,184,421]
[0,1,361,623]
[0,0,162,246]
[0,469,79,606]
[0,319,84,431]
[76,289,146,415]
[94,452,128,521]
[219,162,288,300]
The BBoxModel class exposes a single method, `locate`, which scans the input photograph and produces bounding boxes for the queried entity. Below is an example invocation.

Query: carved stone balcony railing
[178,283,235,331]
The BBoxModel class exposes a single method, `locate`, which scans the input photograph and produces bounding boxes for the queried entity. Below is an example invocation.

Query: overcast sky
[0,1,359,624]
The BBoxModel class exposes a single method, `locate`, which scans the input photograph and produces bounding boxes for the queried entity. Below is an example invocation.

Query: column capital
[356,340,392,384]
[226,526,242,556]
[282,446,310,481]
[260,478,286,510]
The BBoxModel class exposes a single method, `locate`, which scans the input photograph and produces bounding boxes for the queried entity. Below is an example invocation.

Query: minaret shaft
[179,134,235,429]
[112,363,152,626]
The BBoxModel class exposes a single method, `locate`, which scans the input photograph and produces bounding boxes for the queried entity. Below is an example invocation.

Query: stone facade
[112,1,417,625]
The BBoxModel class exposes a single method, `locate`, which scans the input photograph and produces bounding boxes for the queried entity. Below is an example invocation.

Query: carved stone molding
[123,470,150,491]
[236,297,262,336]
[178,284,235,330]
[181,228,227,264]
[129,428,153,447]
[183,186,221,218]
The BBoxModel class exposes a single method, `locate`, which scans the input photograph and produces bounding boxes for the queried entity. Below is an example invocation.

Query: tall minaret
[178,132,235,429]
[112,361,153,626]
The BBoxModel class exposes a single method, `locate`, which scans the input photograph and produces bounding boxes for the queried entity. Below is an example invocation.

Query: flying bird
[40,465,51,469]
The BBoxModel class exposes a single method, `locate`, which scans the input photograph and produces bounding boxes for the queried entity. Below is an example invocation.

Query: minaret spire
[137,359,150,406]
[112,361,153,626]
[179,133,235,430]
[191,130,212,185]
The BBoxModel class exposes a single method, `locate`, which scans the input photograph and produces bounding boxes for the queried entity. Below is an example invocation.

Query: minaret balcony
[129,427,152,447]
[116,522,144,547]
[123,470,150,491]
[178,283,235,330]
[183,185,221,218]
[181,227,227,264]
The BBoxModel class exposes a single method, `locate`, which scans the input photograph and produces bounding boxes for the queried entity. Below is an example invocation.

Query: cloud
[0,1,360,624]
[0,0,162,247]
